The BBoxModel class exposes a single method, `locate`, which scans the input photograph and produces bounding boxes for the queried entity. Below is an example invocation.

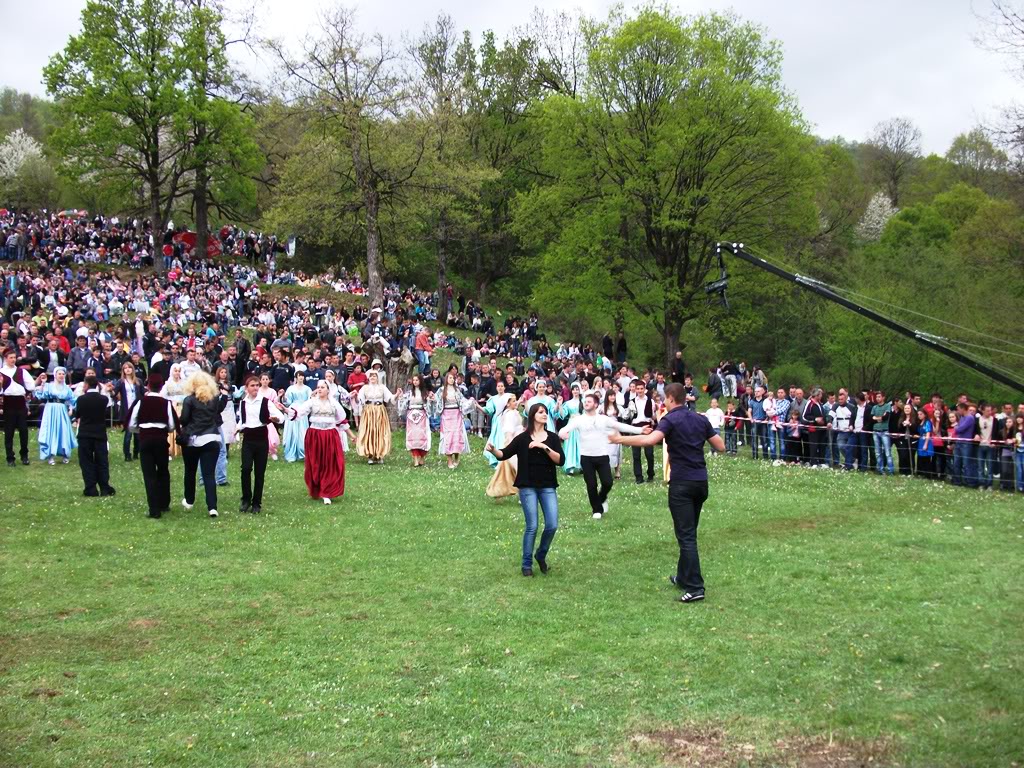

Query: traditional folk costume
[258,383,283,458]
[1,361,36,464]
[283,382,312,462]
[438,386,472,457]
[603,399,626,474]
[35,372,77,463]
[398,389,434,458]
[128,388,178,518]
[289,396,350,502]
[236,393,281,512]
[486,395,524,498]
[356,380,396,463]
[483,392,512,469]
[558,391,583,475]
[160,364,188,459]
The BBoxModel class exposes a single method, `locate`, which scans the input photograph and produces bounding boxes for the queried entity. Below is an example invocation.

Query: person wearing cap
[128,374,179,519]
[72,374,117,498]
[1,345,38,463]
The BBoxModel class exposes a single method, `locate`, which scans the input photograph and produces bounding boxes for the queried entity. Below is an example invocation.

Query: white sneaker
[602,500,609,515]
[62,457,69,464]
[182,499,194,510]
[48,458,55,466]
[208,509,218,518]
[271,453,278,461]
[592,512,603,519]
[323,497,332,505]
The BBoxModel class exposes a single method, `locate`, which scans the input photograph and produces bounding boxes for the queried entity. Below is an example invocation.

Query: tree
[45,0,189,271]
[856,191,898,242]
[268,6,427,308]
[179,0,262,258]
[408,16,496,317]
[0,129,44,180]
[518,8,818,366]
[946,127,1008,190]
[865,117,922,207]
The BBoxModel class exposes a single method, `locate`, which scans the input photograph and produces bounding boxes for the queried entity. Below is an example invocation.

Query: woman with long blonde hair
[179,372,228,518]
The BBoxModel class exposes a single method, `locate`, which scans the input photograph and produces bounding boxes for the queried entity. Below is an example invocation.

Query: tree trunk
[149,171,164,274]
[194,165,209,261]
[662,312,683,370]
[437,210,449,319]
[365,186,383,309]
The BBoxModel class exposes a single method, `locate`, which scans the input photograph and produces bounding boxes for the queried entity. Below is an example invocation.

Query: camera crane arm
[706,242,1024,396]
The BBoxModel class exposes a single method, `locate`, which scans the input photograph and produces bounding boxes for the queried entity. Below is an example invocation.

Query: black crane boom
[708,242,1024,396]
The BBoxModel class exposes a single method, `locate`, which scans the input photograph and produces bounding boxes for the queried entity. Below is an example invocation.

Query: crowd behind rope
[1,206,1023,499]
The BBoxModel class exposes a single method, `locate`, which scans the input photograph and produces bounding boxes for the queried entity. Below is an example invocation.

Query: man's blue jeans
[518,487,558,570]
[873,432,894,474]
[952,441,977,487]
[977,445,993,488]
[751,422,769,459]
[836,431,854,469]
[416,350,429,375]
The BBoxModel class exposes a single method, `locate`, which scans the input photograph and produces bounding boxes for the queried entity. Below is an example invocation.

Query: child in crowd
[785,409,802,464]
[723,400,738,455]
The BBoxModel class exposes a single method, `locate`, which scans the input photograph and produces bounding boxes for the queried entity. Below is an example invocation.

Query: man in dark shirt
[72,375,116,497]
[269,349,294,394]
[611,383,724,603]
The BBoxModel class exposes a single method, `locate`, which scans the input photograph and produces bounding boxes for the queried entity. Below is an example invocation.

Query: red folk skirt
[304,427,346,499]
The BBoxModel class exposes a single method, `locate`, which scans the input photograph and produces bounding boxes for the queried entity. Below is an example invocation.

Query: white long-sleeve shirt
[558,413,645,457]
[0,365,36,397]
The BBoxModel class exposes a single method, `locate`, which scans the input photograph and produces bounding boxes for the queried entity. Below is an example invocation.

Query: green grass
[1,433,1022,767]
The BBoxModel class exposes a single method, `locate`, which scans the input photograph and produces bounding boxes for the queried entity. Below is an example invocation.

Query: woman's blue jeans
[518,487,558,570]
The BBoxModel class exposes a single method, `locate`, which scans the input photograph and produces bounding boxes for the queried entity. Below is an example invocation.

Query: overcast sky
[2,0,1018,154]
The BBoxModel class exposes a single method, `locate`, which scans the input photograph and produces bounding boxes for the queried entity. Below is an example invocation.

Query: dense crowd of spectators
[2,206,1022,492]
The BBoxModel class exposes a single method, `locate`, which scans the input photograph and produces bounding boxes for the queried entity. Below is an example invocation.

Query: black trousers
[123,429,139,459]
[581,454,614,514]
[895,437,913,476]
[139,437,171,515]
[78,435,111,494]
[241,439,268,507]
[808,429,826,466]
[632,444,655,481]
[668,480,709,594]
[183,442,220,511]
[4,408,28,462]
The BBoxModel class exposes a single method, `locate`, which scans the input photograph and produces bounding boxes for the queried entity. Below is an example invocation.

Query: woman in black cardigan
[486,402,565,576]
[179,372,229,518]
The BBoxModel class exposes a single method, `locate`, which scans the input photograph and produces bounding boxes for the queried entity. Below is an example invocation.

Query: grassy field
[1,431,1022,767]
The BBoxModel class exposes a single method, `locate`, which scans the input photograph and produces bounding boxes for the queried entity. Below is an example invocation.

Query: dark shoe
[669,575,683,589]
[680,591,705,603]
[217,482,230,487]
[239,502,251,514]
[100,487,116,497]
[6,460,14,467]
[148,511,162,519]
[124,456,132,462]
[635,478,644,485]
[647,475,655,482]
[251,504,261,514]
[536,557,549,574]
[83,488,99,497]
[21,458,29,465]
[521,568,534,577]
